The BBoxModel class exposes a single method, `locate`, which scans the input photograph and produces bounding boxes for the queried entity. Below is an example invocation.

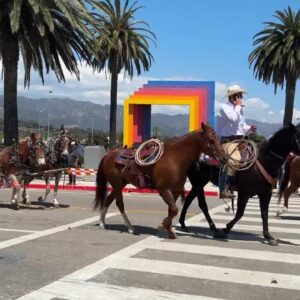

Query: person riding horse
[217,84,256,199]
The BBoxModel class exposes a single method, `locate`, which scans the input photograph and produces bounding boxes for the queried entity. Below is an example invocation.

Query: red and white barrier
[67,168,97,176]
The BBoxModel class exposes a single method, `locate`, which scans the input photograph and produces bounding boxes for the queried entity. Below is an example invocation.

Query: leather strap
[255,160,277,186]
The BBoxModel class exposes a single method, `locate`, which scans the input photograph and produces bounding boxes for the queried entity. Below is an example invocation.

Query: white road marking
[16,200,300,299]
[147,241,300,264]
[18,281,224,300]
[0,228,38,233]
[108,255,300,291]
[0,212,119,250]
[210,214,300,225]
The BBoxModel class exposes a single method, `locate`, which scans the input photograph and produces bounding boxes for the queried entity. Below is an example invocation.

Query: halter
[28,140,46,167]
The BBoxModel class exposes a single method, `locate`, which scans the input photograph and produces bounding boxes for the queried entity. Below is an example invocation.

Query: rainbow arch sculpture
[123,81,215,147]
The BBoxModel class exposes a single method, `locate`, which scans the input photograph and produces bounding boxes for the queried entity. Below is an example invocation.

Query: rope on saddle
[225,139,258,171]
[135,138,164,166]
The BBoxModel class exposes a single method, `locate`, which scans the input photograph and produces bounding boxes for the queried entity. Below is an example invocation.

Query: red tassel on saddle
[287,152,296,163]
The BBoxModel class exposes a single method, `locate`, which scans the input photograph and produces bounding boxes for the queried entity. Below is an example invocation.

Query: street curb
[27,183,219,197]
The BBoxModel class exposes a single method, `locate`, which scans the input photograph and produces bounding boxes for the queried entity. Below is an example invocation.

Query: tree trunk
[283,76,296,126]
[3,35,19,146]
[108,52,118,149]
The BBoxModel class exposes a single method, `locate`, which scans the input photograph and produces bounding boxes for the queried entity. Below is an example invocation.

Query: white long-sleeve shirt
[216,101,251,137]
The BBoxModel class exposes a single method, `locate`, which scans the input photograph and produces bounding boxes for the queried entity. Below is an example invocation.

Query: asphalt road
[0,188,299,300]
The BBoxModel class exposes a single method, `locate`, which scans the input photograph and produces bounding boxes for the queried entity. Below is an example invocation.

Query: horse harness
[114,147,158,188]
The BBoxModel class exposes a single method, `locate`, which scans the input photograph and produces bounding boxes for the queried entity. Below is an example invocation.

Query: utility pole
[48,90,53,140]
[91,117,94,145]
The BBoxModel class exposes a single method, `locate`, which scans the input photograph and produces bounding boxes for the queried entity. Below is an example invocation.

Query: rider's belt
[221,135,248,143]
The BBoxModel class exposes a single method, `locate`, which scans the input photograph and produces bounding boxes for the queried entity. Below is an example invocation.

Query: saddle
[115,148,154,188]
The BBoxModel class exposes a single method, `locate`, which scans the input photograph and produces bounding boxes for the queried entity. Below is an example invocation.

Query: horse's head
[30,132,46,166]
[266,123,300,159]
[18,133,46,167]
[54,134,73,159]
[200,122,227,163]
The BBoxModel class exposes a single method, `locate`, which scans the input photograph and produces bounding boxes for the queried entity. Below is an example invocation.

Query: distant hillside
[0,95,282,137]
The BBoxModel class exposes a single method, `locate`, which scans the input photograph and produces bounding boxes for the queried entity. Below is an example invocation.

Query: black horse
[179,124,300,246]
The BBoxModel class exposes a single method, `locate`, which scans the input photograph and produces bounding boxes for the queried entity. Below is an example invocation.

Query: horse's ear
[201,122,206,130]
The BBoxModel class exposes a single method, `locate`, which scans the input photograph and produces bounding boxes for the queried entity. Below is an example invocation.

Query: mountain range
[0,95,281,137]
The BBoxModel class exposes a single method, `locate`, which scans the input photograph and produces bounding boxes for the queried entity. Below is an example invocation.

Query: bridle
[204,129,222,161]
[269,131,300,162]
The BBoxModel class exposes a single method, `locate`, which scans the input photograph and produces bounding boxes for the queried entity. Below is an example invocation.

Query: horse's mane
[164,129,205,147]
[19,137,31,143]
[263,125,298,156]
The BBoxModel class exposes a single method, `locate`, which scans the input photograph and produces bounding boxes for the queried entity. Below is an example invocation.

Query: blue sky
[0,0,299,123]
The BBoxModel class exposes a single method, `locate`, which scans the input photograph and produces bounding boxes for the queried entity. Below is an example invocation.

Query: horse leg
[39,175,51,202]
[52,173,61,208]
[276,182,298,216]
[259,192,278,246]
[22,177,31,205]
[115,192,134,234]
[197,193,226,238]
[159,188,178,239]
[179,187,198,231]
[99,191,116,229]
[8,174,21,210]
[222,193,248,236]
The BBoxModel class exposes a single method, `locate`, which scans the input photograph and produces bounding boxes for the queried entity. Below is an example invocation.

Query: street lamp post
[91,117,94,145]
[38,110,41,134]
[47,90,53,140]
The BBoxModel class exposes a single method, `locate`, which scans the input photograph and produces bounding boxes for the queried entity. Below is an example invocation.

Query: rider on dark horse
[217,84,256,199]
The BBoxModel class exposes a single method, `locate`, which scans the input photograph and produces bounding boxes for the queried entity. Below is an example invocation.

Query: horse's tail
[278,161,290,203]
[93,156,107,211]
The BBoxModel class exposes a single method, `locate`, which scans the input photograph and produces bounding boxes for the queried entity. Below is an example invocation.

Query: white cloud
[0,61,290,122]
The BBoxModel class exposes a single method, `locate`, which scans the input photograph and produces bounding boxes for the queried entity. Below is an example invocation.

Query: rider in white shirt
[217,84,256,199]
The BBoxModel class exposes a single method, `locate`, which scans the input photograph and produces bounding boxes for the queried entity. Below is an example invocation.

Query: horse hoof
[222,228,230,235]
[12,204,20,210]
[98,223,106,229]
[268,239,279,246]
[213,230,227,239]
[180,225,190,232]
[168,231,177,239]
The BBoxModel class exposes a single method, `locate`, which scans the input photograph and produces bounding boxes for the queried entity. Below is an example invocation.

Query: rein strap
[255,160,277,186]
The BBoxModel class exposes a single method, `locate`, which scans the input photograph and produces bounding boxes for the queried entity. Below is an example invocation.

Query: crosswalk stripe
[248,203,300,209]
[110,256,300,290]
[187,222,300,234]
[245,207,300,213]
[210,214,300,225]
[228,211,300,217]
[174,230,300,246]
[18,281,224,300]
[146,241,300,264]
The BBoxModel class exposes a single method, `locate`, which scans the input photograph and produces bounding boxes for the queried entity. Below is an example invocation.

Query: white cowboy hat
[224,84,247,98]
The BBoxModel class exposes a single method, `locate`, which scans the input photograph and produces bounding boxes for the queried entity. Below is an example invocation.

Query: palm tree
[0,0,96,145]
[249,6,300,126]
[92,0,156,148]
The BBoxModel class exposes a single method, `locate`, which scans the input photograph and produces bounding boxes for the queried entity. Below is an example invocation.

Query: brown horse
[0,132,46,209]
[93,123,226,239]
[277,155,300,216]
[22,134,74,207]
